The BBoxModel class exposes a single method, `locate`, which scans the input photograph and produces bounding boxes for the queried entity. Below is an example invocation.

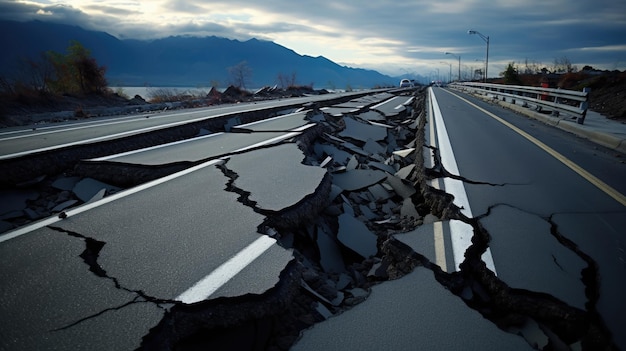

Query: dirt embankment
[494,70,626,121]
[0,85,328,128]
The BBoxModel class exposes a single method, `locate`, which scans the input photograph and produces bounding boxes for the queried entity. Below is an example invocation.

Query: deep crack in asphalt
[46,225,174,330]
[5,89,619,350]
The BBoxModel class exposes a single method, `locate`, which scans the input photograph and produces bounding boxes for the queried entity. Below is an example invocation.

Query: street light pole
[468,30,489,82]
[445,52,461,81]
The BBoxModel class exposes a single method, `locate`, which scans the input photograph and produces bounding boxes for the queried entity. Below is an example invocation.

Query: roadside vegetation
[496,58,626,120]
[0,40,124,121]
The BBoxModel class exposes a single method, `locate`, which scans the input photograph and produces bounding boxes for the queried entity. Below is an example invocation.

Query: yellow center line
[442,88,626,207]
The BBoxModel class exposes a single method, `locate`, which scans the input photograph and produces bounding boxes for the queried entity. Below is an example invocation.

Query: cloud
[2,0,625,75]
[82,4,141,17]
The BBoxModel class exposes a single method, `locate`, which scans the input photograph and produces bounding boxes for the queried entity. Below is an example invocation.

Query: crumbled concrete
[12,88,612,350]
[72,178,120,203]
[337,211,379,258]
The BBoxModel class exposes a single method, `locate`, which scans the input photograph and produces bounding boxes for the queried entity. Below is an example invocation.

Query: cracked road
[427,87,626,348]
[1,87,625,350]
[295,87,626,350]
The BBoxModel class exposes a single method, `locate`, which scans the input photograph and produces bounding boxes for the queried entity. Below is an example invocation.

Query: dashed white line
[175,235,277,304]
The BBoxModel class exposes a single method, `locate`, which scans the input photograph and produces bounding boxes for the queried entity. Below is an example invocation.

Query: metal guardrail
[449,82,590,124]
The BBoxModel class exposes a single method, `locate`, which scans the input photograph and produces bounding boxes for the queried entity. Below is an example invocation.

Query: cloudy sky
[2,0,625,78]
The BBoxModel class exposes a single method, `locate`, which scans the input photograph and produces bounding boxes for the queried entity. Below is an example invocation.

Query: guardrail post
[577,87,591,124]
[551,88,561,117]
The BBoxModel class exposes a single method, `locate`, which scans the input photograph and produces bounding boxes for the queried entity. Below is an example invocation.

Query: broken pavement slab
[370,96,412,118]
[0,228,165,350]
[224,143,328,213]
[393,220,457,274]
[85,131,292,166]
[331,169,387,192]
[551,211,626,349]
[338,117,387,143]
[45,163,292,303]
[231,110,312,132]
[292,267,532,351]
[0,189,39,216]
[72,178,120,203]
[337,211,378,258]
[480,205,587,310]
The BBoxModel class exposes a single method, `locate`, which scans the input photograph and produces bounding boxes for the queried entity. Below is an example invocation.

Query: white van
[399,79,412,88]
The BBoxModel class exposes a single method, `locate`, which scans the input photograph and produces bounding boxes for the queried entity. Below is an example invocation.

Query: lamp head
[468,30,476,34]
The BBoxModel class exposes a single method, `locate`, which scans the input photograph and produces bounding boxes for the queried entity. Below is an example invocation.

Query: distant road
[0,91,370,160]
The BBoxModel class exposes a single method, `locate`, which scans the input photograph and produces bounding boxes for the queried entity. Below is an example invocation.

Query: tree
[46,41,107,94]
[228,61,252,89]
[501,62,522,85]
[522,58,543,75]
[18,52,55,93]
[277,71,297,88]
[553,56,573,73]
[67,41,107,94]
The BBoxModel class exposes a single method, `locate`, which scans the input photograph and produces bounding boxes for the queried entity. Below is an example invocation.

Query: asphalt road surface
[0,91,369,160]
[293,87,626,350]
[429,87,626,349]
[2,87,625,350]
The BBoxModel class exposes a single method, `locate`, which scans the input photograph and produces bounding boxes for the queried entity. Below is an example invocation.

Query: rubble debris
[72,178,120,203]
[16,87,612,350]
[331,169,387,192]
[316,225,346,274]
[51,176,82,191]
[357,110,386,122]
[0,189,39,216]
[338,117,387,142]
[337,212,378,258]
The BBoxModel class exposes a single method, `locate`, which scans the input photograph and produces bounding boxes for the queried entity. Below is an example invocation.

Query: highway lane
[429,87,626,349]
[0,88,347,348]
[0,89,421,349]
[0,91,370,160]
[0,147,311,349]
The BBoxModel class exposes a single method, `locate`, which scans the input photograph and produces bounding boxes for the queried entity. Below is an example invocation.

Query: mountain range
[1,20,397,89]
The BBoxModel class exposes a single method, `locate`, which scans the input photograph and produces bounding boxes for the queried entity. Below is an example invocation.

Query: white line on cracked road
[175,235,277,304]
[0,130,299,304]
[428,87,497,274]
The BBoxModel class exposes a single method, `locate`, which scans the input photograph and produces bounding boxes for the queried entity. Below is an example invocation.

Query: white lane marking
[0,110,202,142]
[429,88,497,274]
[428,98,447,270]
[234,110,310,128]
[175,235,277,304]
[0,101,293,141]
[370,96,400,110]
[0,123,304,245]
[433,221,447,271]
[91,132,225,161]
[0,102,311,161]
[0,159,224,244]
[0,114,153,137]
